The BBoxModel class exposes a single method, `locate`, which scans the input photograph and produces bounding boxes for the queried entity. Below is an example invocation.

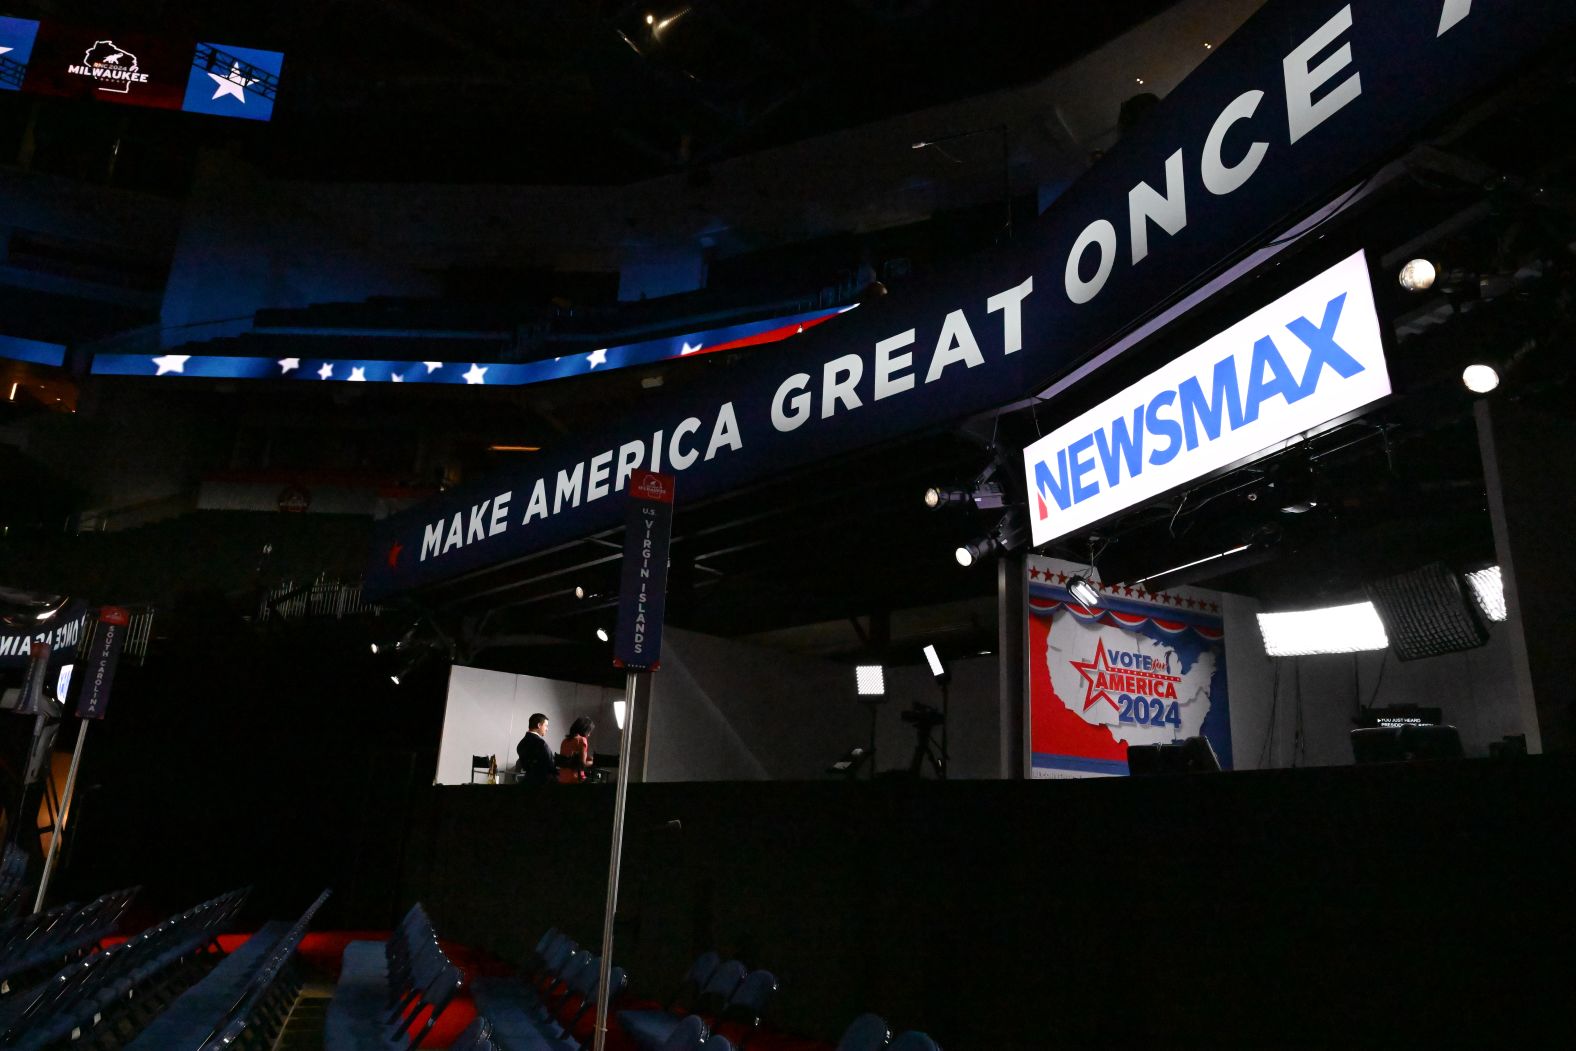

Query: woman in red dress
[557,717,595,783]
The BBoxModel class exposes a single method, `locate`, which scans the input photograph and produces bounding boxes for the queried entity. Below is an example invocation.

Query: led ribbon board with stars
[90,305,853,385]
[0,17,281,120]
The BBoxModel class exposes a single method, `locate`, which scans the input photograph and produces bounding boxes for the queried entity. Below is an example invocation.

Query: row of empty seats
[0,886,246,1050]
[470,926,627,1051]
[126,887,331,1051]
[0,848,28,920]
[615,947,942,1051]
[487,927,946,1051]
[0,886,138,995]
[325,902,465,1051]
[617,948,776,1051]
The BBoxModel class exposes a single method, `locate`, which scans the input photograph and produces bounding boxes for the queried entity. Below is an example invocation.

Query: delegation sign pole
[594,471,676,1051]
[33,607,129,913]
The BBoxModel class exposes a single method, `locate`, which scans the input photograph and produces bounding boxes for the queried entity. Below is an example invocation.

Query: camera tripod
[903,695,949,779]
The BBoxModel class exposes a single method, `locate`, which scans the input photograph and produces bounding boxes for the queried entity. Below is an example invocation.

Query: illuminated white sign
[1023,251,1389,546]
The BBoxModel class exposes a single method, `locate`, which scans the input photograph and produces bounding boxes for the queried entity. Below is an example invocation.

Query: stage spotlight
[922,644,949,682]
[596,627,610,643]
[924,486,971,510]
[1067,575,1101,608]
[955,536,996,568]
[1399,258,1437,292]
[390,649,427,686]
[855,665,886,696]
[371,625,417,657]
[1462,364,1500,394]
[574,585,587,600]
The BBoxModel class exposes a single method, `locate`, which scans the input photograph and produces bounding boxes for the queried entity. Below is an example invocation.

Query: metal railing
[256,575,375,622]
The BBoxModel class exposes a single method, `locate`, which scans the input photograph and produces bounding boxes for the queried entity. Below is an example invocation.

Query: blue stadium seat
[452,1015,500,1051]
[619,959,745,1050]
[659,1014,709,1051]
[0,887,248,1051]
[474,954,626,1051]
[887,1032,941,1051]
[836,1013,891,1051]
[145,888,331,1051]
[670,951,722,1010]
[323,903,465,1051]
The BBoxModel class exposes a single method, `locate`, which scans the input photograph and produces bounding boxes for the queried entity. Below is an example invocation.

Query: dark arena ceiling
[0,2,1573,682]
[4,0,1176,184]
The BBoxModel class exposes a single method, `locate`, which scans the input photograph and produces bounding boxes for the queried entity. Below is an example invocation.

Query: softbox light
[1364,562,1489,662]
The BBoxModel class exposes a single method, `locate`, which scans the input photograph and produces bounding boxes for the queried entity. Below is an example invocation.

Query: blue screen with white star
[0,17,40,90]
[182,43,283,122]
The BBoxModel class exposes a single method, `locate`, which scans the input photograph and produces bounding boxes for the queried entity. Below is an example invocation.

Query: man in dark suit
[516,713,556,786]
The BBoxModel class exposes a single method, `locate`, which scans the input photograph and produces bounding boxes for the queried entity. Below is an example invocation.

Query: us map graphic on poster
[1028,556,1232,777]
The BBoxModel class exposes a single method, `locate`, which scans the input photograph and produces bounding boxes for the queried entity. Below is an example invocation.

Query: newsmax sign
[367,1,1574,598]
[1024,252,1388,546]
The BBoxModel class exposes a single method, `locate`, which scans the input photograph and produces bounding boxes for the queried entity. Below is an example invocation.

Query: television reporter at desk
[557,716,595,784]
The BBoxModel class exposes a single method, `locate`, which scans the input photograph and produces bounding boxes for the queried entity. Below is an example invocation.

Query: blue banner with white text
[365,0,1576,598]
[613,472,675,671]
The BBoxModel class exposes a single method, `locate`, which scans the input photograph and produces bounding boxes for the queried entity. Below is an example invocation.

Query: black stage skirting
[397,757,1574,1048]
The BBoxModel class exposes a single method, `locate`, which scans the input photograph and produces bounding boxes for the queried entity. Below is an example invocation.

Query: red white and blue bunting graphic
[1028,565,1224,640]
[89,305,854,386]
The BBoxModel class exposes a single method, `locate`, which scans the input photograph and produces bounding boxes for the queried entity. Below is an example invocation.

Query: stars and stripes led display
[90,305,854,386]
[0,17,282,120]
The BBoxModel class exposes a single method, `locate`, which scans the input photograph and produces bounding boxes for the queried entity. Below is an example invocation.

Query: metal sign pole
[33,719,89,913]
[593,670,642,1051]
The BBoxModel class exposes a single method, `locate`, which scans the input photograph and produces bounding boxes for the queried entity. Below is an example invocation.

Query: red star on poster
[1056,572,1068,584]
[1029,567,1042,580]
[1068,638,1121,712]
[1185,598,1197,609]
[387,540,403,569]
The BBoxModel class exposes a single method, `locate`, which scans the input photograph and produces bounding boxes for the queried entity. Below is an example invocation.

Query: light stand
[855,665,886,780]
[923,645,951,779]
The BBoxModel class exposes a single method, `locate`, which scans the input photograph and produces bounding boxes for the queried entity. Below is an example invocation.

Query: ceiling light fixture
[1398,258,1437,292]
[596,627,610,643]
[1462,364,1500,394]
[488,444,541,453]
